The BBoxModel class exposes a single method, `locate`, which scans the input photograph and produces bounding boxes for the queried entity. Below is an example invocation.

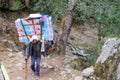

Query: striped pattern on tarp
[15,15,54,43]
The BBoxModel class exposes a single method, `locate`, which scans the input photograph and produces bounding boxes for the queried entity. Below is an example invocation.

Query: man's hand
[40,39,43,42]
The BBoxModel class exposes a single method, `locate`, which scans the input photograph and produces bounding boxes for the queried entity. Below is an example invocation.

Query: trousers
[31,56,41,76]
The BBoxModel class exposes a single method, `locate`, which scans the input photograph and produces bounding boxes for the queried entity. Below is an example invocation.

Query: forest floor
[0,46,81,80]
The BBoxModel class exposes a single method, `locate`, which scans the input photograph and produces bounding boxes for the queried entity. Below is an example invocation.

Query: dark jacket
[28,41,42,58]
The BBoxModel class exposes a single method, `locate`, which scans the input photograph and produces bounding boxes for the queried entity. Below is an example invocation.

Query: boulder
[96,38,120,63]
[94,38,120,80]
[64,46,88,70]
[41,62,54,69]
[117,63,120,80]
[81,67,94,77]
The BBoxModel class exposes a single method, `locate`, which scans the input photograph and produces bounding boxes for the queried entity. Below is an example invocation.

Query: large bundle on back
[42,15,54,41]
[15,13,54,43]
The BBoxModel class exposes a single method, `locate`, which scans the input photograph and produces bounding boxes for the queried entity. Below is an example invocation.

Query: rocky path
[0,46,81,80]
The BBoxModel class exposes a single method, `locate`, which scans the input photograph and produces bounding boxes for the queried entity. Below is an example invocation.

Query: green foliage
[86,47,99,66]
[73,0,120,38]
[86,40,104,66]
[33,0,120,38]
[12,0,23,10]
[33,0,68,22]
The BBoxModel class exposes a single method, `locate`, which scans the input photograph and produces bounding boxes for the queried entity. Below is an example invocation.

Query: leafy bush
[73,0,120,38]
[86,47,99,66]
[33,0,120,38]
[86,40,104,66]
[12,0,23,10]
[33,0,68,22]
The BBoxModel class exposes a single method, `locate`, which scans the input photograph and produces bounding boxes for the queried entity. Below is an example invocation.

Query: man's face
[33,40,37,43]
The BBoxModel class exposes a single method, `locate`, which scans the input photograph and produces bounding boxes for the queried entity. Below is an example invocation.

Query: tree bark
[59,13,73,54]
[54,0,78,55]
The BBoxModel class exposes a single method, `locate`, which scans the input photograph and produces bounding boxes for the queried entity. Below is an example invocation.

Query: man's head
[30,35,39,43]
[33,39,37,43]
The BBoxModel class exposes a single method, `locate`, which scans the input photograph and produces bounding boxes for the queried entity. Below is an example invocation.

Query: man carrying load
[15,13,54,79]
[27,35,42,77]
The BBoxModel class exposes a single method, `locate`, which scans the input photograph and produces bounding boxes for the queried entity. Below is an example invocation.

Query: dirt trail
[27,55,64,80]
[0,46,81,80]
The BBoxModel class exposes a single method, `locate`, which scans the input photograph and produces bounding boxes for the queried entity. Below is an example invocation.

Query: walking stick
[23,43,28,80]
[25,58,28,80]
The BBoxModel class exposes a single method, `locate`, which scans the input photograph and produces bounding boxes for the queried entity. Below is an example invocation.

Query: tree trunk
[59,13,73,54]
[54,0,78,55]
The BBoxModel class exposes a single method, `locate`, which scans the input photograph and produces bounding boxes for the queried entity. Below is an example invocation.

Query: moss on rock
[94,50,120,80]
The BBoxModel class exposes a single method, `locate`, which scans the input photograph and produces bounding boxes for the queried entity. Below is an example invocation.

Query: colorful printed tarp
[42,15,54,41]
[15,15,54,43]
